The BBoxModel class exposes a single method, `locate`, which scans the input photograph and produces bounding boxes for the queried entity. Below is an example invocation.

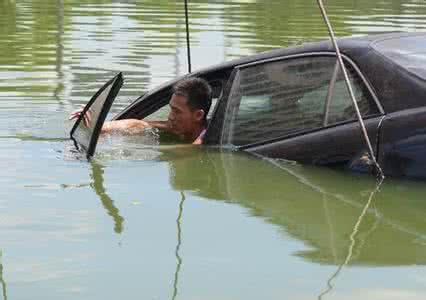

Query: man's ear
[194,109,205,121]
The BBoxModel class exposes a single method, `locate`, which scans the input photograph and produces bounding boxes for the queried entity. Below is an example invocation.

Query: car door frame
[113,69,234,121]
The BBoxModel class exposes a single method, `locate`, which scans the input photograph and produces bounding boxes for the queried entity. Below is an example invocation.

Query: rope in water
[316,0,385,180]
[0,251,7,300]
[172,191,185,300]
[318,179,382,299]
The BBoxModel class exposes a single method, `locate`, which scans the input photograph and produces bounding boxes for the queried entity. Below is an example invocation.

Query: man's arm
[69,107,173,134]
[101,119,146,134]
[101,119,172,134]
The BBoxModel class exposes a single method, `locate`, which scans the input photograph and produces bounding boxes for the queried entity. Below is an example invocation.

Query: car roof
[189,32,417,70]
[197,32,426,113]
[118,32,426,119]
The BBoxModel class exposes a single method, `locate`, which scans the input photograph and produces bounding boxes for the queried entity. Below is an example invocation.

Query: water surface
[1,1,426,299]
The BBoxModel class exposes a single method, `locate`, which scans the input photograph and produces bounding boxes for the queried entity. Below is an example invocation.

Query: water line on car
[316,0,385,180]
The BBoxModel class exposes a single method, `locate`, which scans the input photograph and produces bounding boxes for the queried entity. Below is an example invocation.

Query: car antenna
[184,0,192,73]
[315,0,385,180]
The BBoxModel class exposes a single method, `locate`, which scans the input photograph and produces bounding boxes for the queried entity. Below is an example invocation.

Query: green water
[1,0,426,299]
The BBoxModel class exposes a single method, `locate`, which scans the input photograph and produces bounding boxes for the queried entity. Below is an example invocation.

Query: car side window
[221,55,379,146]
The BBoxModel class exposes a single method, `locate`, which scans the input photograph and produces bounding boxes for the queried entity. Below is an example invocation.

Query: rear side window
[222,55,379,146]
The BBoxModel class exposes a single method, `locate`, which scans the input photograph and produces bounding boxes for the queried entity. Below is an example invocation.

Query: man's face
[168,94,203,140]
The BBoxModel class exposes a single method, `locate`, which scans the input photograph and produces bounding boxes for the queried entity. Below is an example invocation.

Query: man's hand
[69,106,93,128]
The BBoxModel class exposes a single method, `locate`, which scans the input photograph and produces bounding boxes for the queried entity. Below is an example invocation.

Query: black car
[71,32,426,179]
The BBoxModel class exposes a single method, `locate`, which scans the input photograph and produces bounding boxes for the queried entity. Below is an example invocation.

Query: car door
[206,54,384,169]
[378,107,426,178]
[70,73,123,159]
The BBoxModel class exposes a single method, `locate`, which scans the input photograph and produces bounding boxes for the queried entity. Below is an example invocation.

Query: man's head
[168,77,212,141]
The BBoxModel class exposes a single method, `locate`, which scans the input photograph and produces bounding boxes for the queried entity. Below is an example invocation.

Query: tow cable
[316,0,385,180]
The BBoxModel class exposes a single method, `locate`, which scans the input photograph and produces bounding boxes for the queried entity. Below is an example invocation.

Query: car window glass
[324,69,376,125]
[222,56,379,146]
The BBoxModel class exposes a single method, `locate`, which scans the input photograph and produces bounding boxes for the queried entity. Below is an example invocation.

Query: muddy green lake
[1,1,426,299]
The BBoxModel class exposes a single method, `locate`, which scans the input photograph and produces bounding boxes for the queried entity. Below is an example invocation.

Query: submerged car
[71,32,426,179]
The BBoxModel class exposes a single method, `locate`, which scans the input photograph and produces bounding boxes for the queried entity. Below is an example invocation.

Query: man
[70,77,212,144]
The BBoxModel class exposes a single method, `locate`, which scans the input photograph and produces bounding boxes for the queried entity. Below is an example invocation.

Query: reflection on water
[172,191,185,300]
[165,148,426,267]
[1,0,426,299]
[318,180,382,299]
[0,251,7,300]
[162,147,426,297]
[90,161,124,234]
[1,0,426,110]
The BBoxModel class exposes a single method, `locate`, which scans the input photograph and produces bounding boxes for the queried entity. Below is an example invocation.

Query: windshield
[372,34,426,80]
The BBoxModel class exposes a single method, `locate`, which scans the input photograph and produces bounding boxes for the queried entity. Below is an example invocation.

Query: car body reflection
[163,147,426,267]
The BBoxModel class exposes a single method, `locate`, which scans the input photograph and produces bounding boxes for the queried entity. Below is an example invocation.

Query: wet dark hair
[172,77,212,124]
